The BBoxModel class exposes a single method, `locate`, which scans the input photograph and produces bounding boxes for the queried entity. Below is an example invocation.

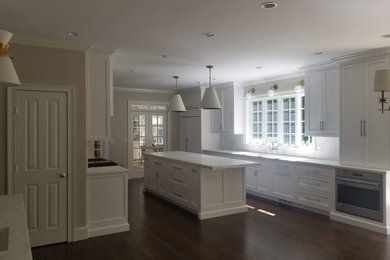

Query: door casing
[7,84,74,243]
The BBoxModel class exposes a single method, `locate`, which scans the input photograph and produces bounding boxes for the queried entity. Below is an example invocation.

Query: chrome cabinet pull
[364,120,367,136]
[360,120,363,136]
[219,122,222,130]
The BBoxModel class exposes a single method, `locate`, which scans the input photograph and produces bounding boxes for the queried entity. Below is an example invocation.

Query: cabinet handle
[320,121,322,131]
[172,177,183,183]
[172,166,182,171]
[360,120,363,136]
[364,120,367,136]
[219,122,222,130]
[185,137,189,152]
[172,191,183,198]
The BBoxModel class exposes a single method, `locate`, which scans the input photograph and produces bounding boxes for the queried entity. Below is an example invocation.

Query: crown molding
[244,71,303,87]
[10,33,91,51]
[114,86,175,94]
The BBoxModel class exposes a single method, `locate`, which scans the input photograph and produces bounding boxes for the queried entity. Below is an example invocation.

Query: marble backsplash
[219,133,339,161]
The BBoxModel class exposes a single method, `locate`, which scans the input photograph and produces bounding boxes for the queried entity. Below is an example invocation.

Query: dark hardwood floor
[33,179,390,260]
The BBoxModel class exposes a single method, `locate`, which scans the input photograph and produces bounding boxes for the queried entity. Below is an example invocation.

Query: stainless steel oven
[336,168,383,222]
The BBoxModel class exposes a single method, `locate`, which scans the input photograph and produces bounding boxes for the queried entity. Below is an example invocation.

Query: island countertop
[0,194,32,260]
[145,151,260,170]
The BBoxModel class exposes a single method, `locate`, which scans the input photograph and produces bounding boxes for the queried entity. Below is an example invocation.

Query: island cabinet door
[256,168,273,195]
[246,167,258,191]
[272,170,296,201]
[190,168,200,210]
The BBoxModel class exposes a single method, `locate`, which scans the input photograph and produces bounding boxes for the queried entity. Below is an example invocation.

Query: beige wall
[0,44,87,228]
[109,90,179,167]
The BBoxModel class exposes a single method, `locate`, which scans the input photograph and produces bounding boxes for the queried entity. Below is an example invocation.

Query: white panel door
[365,59,390,168]
[245,168,257,191]
[341,63,366,165]
[323,69,339,134]
[305,71,323,135]
[179,117,189,151]
[16,90,68,247]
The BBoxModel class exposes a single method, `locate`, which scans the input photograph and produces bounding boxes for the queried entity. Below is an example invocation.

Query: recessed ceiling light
[160,54,167,58]
[255,66,263,69]
[313,52,323,55]
[260,2,278,9]
[202,32,215,38]
[66,32,79,37]
[381,34,390,38]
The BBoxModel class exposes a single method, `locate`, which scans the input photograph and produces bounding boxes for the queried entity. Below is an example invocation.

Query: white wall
[109,89,177,167]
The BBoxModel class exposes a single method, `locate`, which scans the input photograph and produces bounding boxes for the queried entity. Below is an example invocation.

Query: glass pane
[267,112,272,121]
[253,133,258,139]
[302,122,305,134]
[273,100,278,110]
[301,96,305,108]
[152,116,157,125]
[152,137,157,145]
[267,123,272,132]
[140,115,146,125]
[252,102,257,112]
[158,126,163,136]
[140,126,145,136]
[283,99,289,109]
[158,116,163,125]
[291,98,295,108]
[284,123,289,133]
[274,123,277,132]
[253,124,258,132]
[291,123,296,133]
[140,137,146,146]
[291,110,295,121]
[291,135,296,145]
[301,110,305,120]
[283,111,289,121]
[259,123,262,132]
[273,112,277,121]
[158,137,164,145]
[284,135,289,144]
[267,100,272,110]
[252,113,258,122]
[258,101,262,111]
[133,141,140,148]
[152,126,157,136]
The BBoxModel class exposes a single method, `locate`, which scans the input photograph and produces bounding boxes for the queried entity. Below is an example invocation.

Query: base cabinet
[245,159,332,211]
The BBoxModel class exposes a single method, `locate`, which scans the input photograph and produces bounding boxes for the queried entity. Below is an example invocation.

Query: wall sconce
[294,79,304,93]
[245,88,255,99]
[0,29,20,85]
[267,84,278,97]
[374,69,390,113]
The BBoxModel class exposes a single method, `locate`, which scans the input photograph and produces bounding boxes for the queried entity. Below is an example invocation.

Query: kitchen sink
[0,227,9,252]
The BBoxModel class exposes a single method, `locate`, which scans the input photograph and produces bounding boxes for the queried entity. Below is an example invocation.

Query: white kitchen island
[144,151,260,219]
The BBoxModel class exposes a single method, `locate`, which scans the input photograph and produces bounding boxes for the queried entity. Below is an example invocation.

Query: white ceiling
[1,0,390,89]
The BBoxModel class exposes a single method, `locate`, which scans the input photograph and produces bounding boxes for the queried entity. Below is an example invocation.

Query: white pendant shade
[201,87,222,109]
[0,29,20,86]
[170,94,186,112]
[374,70,390,92]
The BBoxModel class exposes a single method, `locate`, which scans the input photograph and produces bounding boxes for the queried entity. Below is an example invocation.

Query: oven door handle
[336,177,381,188]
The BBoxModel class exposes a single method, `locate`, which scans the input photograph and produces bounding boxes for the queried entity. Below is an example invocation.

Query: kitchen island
[144,151,260,219]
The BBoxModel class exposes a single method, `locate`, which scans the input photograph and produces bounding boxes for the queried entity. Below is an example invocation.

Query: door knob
[59,172,67,178]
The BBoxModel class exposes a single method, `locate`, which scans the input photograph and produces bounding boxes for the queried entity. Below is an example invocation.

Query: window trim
[246,92,305,146]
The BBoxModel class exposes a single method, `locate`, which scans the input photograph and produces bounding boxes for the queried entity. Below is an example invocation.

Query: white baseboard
[198,206,248,220]
[88,223,130,238]
[330,211,389,234]
[73,226,88,241]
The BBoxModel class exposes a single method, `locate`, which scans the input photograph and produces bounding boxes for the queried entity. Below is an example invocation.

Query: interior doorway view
[128,102,167,178]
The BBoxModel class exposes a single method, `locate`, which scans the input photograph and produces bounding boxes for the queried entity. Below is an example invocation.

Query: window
[248,93,308,146]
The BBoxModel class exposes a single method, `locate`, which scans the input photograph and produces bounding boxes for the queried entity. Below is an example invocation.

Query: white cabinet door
[341,63,366,165]
[272,170,296,201]
[222,87,234,132]
[188,117,202,153]
[179,118,188,151]
[306,71,323,135]
[245,168,258,191]
[323,69,339,134]
[365,59,390,168]
[210,89,223,132]
[256,168,273,194]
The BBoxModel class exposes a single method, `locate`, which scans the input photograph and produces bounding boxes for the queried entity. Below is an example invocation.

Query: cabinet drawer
[274,162,291,171]
[296,176,329,192]
[168,173,190,188]
[168,163,190,177]
[296,190,329,211]
[295,164,332,178]
[168,184,190,206]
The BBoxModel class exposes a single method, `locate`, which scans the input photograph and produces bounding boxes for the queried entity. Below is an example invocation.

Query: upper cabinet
[340,58,390,169]
[304,66,339,136]
[87,49,114,141]
[209,82,245,134]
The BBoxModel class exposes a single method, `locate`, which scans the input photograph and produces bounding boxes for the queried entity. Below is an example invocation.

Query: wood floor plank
[32,179,390,260]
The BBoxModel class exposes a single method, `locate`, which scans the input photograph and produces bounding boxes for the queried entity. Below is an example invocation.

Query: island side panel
[199,167,247,220]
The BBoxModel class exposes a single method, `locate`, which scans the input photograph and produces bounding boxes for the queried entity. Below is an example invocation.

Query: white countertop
[145,151,260,170]
[87,165,129,175]
[0,194,32,260]
[203,149,390,173]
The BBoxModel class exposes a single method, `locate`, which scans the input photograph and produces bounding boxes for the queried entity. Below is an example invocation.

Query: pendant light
[0,29,20,85]
[201,65,221,109]
[170,76,186,112]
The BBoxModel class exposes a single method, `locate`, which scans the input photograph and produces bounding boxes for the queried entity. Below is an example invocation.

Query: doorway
[7,85,73,247]
[128,102,168,178]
